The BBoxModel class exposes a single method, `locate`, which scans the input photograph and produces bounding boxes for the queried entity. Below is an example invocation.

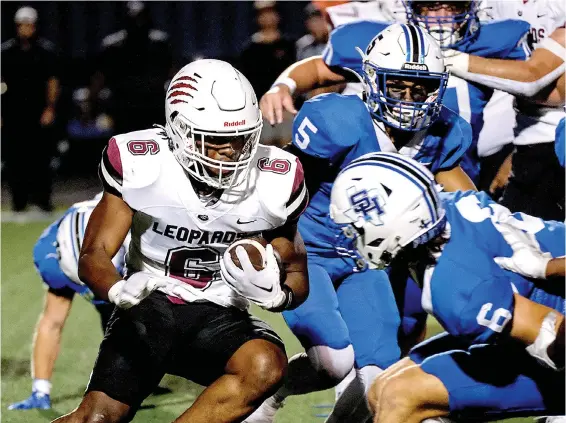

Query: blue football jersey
[293,92,472,253]
[321,19,530,182]
[33,195,128,301]
[555,117,565,167]
[424,191,565,344]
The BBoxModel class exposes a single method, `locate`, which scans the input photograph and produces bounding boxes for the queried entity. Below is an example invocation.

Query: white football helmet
[165,59,263,189]
[358,23,448,131]
[330,152,446,270]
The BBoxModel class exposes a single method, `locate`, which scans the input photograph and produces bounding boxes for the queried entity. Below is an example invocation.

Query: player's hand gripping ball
[228,236,269,271]
[221,236,287,310]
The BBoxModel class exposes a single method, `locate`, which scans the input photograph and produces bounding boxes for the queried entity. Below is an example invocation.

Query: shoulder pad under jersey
[99,127,171,197]
[253,144,308,224]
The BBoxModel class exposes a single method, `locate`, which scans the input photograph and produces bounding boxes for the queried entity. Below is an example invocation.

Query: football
[227,236,295,281]
[227,236,269,271]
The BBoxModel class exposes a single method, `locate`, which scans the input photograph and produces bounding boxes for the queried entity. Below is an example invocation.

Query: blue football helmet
[404,1,480,48]
[359,23,449,132]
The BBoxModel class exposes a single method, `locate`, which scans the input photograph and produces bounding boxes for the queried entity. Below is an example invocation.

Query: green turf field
[1,221,531,423]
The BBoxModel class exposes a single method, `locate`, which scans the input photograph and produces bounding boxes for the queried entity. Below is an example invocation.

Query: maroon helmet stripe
[170,82,197,91]
[167,90,194,99]
[170,99,189,104]
[173,75,198,84]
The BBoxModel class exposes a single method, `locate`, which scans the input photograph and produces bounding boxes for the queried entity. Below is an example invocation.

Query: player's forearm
[78,248,123,301]
[276,56,344,96]
[447,36,566,98]
[511,294,564,369]
[510,294,560,344]
[469,55,546,83]
[434,166,477,192]
[32,315,63,380]
[545,256,566,278]
[456,58,565,98]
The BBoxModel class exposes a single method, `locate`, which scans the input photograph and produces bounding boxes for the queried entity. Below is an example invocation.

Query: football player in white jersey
[8,193,127,411]
[443,0,566,221]
[51,59,309,423]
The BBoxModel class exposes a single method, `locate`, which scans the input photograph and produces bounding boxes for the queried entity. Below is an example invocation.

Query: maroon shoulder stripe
[286,158,306,207]
[287,190,309,223]
[102,138,123,185]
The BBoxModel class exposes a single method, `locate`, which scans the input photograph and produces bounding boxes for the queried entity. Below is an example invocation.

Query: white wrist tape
[107,280,125,305]
[525,311,561,370]
[272,76,297,95]
[443,49,470,72]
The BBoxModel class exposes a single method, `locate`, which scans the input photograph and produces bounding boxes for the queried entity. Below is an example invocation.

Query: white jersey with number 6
[99,127,307,309]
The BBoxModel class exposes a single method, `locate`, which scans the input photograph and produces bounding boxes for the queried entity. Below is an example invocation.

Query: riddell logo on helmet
[224,120,246,127]
[402,63,429,71]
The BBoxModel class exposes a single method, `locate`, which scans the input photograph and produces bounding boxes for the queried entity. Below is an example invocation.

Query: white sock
[358,366,383,393]
[32,378,52,395]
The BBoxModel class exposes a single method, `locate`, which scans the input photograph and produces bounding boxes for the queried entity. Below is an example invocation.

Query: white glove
[107,272,167,309]
[493,221,552,279]
[442,49,469,74]
[220,242,287,311]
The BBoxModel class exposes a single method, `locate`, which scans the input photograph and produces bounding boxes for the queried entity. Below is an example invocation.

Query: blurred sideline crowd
[1,0,332,214]
[2,0,565,221]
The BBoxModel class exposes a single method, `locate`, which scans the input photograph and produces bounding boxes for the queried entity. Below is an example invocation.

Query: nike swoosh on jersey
[237,218,257,224]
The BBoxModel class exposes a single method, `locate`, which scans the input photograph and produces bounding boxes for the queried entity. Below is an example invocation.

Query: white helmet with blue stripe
[358,23,448,131]
[330,152,446,270]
